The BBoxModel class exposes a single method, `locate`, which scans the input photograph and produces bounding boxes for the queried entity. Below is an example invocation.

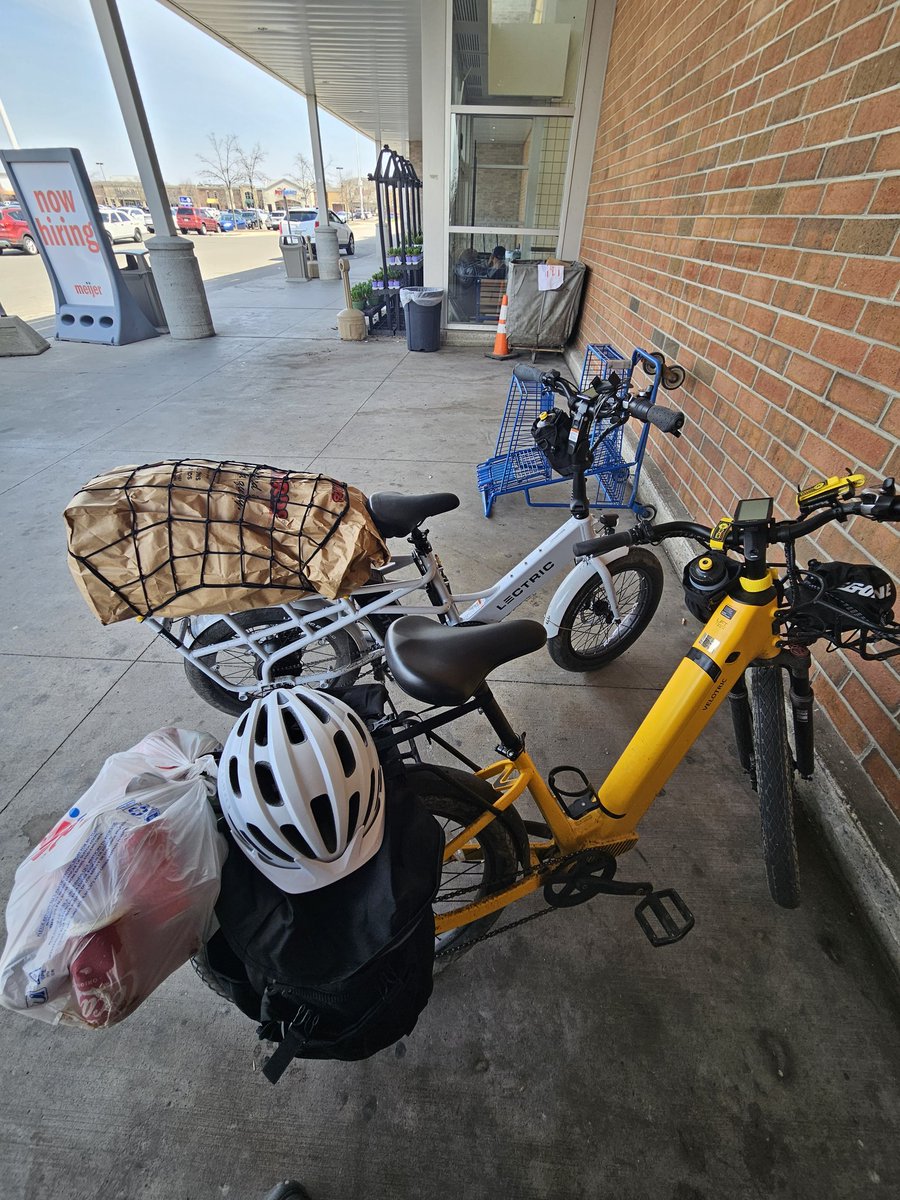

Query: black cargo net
[69,460,352,619]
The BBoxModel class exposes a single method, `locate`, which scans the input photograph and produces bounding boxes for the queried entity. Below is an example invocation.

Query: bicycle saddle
[385,615,547,706]
[367,491,460,539]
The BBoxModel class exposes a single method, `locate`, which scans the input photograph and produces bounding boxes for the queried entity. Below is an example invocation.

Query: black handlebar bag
[531,409,593,477]
[201,780,443,1083]
[794,560,896,630]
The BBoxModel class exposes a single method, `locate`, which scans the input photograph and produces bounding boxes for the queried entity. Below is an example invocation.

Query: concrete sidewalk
[1,264,898,1200]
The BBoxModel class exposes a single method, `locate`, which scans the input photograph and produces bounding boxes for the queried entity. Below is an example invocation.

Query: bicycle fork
[728,649,815,786]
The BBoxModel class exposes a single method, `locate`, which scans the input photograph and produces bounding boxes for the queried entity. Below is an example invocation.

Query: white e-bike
[152,365,685,715]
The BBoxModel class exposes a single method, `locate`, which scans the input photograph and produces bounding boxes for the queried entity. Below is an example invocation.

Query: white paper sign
[10,159,116,312]
[538,264,564,291]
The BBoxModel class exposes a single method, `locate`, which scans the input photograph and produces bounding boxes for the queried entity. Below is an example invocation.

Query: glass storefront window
[448,231,557,324]
[452,0,589,107]
[450,114,572,229]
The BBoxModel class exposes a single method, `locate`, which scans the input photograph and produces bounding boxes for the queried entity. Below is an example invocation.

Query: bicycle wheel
[407,766,521,954]
[749,665,801,909]
[184,608,361,716]
[547,548,664,671]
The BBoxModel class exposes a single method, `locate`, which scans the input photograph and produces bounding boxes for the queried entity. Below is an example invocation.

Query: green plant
[371,268,385,282]
[387,266,403,280]
[350,281,373,303]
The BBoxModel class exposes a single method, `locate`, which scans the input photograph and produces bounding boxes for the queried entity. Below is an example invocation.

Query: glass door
[447,0,589,326]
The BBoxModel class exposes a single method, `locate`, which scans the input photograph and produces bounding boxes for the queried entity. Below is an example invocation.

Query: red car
[176,206,219,235]
[0,205,38,255]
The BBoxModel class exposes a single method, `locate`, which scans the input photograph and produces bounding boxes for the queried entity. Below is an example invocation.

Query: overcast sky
[1,0,375,185]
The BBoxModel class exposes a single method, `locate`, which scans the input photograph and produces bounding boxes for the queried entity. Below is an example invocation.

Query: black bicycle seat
[367,491,460,539]
[385,615,547,706]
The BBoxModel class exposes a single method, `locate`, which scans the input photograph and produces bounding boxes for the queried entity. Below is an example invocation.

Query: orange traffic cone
[485,294,518,361]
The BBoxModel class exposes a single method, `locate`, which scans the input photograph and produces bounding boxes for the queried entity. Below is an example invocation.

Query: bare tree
[238,142,267,208]
[292,152,316,206]
[197,133,242,211]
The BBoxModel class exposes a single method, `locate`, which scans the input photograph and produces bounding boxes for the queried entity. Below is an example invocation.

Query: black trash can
[401,287,443,351]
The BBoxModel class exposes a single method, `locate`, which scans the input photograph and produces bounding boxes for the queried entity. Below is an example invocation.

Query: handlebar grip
[572,530,635,558]
[512,363,546,384]
[626,394,684,433]
[645,404,684,434]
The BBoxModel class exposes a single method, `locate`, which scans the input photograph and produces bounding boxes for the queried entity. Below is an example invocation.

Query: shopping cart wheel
[636,503,657,521]
[661,364,686,391]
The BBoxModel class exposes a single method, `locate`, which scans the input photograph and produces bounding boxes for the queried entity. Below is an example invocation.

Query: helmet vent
[227,756,241,798]
[346,710,369,743]
[247,822,293,861]
[311,793,338,854]
[347,790,360,841]
[254,761,284,806]
[280,824,314,858]
[282,708,307,745]
[333,729,357,777]
[302,696,330,724]
[363,768,376,826]
[254,706,269,746]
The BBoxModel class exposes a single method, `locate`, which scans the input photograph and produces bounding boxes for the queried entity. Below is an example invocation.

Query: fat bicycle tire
[749,665,801,909]
[407,766,521,954]
[184,607,361,716]
[546,548,664,672]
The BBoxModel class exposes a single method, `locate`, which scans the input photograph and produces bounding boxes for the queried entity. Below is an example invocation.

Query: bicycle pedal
[634,889,694,947]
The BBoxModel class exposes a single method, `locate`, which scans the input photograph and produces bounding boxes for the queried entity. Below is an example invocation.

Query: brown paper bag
[65,460,390,625]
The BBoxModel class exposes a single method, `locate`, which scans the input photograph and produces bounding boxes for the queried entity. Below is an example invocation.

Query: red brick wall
[577,0,899,809]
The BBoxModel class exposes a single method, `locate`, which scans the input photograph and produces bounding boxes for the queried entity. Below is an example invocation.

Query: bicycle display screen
[734,497,774,525]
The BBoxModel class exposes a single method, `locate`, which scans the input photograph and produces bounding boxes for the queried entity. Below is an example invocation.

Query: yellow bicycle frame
[434,570,783,935]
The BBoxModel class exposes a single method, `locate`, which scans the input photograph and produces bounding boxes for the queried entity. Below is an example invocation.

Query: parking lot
[0,220,380,324]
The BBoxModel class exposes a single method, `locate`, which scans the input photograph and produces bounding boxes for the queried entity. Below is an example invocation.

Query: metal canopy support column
[419,0,447,293]
[306,94,331,225]
[88,0,214,339]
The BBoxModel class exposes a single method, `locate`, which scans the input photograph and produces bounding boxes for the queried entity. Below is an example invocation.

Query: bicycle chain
[434,846,611,959]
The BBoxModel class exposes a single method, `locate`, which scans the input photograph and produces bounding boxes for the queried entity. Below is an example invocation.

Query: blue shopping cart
[476,345,664,518]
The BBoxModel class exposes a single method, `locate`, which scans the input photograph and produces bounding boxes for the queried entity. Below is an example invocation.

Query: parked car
[100,207,145,243]
[241,209,266,229]
[176,206,219,235]
[264,210,282,230]
[218,210,248,232]
[279,209,355,255]
[0,205,37,254]
[122,206,153,232]
[201,208,223,227]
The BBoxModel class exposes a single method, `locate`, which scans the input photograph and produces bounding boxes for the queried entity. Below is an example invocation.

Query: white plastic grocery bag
[0,728,226,1028]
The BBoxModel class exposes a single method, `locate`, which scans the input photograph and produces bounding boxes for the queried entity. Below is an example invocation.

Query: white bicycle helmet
[218,687,385,893]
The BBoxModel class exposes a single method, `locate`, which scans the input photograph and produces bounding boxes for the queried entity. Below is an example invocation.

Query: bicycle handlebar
[512,364,685,437]
[572,521,711,559]
[512,363,546,384]
[573,487,898,560]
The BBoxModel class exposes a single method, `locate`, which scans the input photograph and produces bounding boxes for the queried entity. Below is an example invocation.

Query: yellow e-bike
[374,450,899,953]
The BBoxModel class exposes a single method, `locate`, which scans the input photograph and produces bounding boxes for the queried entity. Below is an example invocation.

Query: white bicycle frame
[145,510,632,701]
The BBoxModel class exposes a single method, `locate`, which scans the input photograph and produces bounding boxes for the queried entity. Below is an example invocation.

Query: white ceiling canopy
[156,1,424,147]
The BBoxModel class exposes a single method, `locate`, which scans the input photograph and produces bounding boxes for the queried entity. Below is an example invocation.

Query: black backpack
[199,689,444,1083]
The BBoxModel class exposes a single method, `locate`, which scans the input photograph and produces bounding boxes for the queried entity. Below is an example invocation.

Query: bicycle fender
[544,550,629,639]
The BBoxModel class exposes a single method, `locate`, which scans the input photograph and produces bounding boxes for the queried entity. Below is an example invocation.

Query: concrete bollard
[145,235,215,339]
[314,226,340,281]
